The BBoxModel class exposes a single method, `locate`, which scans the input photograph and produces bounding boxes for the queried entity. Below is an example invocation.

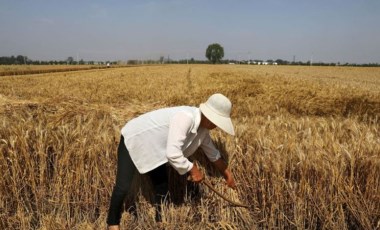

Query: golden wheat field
[0,64,379,229]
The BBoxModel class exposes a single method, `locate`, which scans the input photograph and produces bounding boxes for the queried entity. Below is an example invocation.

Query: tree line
[0,55,115,65]
[1,55,379,67]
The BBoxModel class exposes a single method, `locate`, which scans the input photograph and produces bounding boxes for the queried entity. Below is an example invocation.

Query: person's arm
[213,158,236,189]
[167,112,202,181]
[200,134,236,189]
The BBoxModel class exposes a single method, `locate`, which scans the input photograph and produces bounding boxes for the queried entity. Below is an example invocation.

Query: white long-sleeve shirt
[121,106,221,175]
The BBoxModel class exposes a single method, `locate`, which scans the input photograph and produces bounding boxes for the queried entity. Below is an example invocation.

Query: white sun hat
[199,93,235,135]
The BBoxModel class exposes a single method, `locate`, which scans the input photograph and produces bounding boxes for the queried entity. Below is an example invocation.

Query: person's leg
[147,164,169,222]
[107,136,137,226]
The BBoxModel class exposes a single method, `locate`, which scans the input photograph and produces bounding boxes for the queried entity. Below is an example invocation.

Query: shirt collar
[191,108,201,134]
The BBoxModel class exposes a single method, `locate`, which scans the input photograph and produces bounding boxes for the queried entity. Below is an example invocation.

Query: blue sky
[0,0,379,63]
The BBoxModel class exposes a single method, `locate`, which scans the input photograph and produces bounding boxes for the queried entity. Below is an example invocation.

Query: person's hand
[225,174,236,190]
[212,158,236,189]
[189,163,204,183]
[223,170,236,190]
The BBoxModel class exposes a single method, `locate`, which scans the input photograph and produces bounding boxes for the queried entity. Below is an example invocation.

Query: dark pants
[107,136,169,225]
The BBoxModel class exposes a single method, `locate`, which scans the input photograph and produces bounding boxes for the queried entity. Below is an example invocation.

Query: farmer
[107,93,236,229]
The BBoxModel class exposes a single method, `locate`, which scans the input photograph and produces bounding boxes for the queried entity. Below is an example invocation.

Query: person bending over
[107,93,236,229]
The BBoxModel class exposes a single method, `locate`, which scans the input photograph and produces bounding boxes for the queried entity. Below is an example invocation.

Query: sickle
[201,179,250,208]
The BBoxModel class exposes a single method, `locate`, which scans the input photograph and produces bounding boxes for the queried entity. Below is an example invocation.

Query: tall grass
[1,65,379,229]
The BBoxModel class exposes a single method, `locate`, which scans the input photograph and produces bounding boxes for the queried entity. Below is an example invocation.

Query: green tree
[206,43,224,64]
[66,57,74,64]
[16,55,27,64]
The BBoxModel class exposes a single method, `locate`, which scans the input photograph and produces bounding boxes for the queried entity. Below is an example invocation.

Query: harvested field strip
[0,65,106,76]
[0,64,161,76]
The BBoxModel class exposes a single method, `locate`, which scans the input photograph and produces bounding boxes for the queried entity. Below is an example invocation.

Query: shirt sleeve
[166,111,194,175]
[200,133,221,162]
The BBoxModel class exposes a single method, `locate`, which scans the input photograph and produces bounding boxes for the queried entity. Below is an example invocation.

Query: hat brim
[200,103,235,135]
